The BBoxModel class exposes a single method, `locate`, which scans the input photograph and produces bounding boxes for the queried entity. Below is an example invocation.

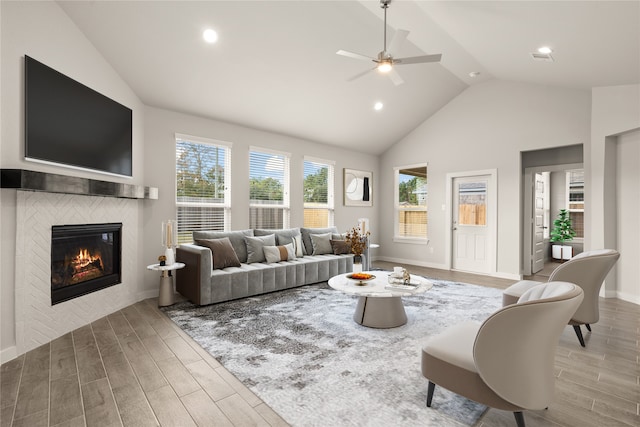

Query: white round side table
[147,262,185,307]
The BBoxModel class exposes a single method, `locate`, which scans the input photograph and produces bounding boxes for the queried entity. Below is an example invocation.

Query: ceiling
[58,1,640,155]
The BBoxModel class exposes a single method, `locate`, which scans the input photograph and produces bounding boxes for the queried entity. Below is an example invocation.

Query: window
[303,157,334,228]
[567,169,584,238]
[249,148,290,229]
[457,181,487,226]
[175,134,231,244]
[394,165,428,240]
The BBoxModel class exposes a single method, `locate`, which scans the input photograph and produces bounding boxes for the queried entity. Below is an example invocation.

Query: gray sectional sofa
[175,227,354,306]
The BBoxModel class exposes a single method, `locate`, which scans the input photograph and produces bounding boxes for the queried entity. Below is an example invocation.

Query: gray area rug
[162,279,503,426]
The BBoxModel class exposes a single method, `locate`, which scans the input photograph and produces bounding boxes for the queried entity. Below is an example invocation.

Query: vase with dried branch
[345,226,370,269]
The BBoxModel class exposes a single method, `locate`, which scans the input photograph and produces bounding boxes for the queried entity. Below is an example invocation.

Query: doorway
[523,163,583,276]
[447,170,497,275]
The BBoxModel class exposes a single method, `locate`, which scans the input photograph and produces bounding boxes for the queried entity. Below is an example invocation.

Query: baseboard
[375,256,520,281]
[1,346,18,364]
[137,289,159,301]
[375,255,447,271]
[615,291,640,306]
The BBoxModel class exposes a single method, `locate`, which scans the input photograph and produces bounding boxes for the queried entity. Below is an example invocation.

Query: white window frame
[303,156,335,228]
[249,146,290,229]
[175,133,231,243]
[393,163,428,243]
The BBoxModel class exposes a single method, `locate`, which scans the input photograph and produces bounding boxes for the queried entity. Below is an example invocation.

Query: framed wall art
[343,168,372,207]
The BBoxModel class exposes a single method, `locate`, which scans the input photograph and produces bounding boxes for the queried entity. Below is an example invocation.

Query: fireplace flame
[74,248,103,271]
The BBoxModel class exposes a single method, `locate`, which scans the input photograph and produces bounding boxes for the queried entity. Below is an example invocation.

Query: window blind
[303,157,334,227]
[176,135,231,243]
[249,148,290,229]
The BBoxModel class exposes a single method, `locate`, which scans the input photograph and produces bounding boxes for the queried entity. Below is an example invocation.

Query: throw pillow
[292,234,304,257]
[330,239,351,255]
[300,227,339,255]
[245,234,276,263]
[310,232,333,255]
[263,243,296,263]
[195,237,241,269]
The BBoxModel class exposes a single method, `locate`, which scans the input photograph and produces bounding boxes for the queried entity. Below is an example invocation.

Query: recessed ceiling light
[374,102,384,111]
[469,71,481,78]
[537,46,553,54]
[203,29,218,44]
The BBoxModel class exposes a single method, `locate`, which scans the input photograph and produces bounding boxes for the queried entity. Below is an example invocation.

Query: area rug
[162,279,503,426]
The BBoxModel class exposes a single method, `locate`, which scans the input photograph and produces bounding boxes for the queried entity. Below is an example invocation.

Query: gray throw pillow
[330,239,351,255]
[245,234,276,263]
[195,237,241,269]
[300,227,339,255]
[263,243,296,263]
[310,232,333,255]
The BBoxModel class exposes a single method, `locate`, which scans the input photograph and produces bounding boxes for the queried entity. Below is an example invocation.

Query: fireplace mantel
[1,169,158,200]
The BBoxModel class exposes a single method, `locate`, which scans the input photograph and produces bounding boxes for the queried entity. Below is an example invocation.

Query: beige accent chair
[502,249,620,347]
[422,282,583,427]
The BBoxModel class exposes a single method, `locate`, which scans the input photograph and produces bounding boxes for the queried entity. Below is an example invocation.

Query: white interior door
[532,173,546,273]
[452,176,491,273]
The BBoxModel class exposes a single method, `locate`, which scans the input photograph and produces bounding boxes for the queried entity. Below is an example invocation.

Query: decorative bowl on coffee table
[346,273,376,286]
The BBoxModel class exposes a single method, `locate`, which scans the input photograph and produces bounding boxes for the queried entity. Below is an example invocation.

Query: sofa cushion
[193,229,254,263]
[300,227,339,255]
[310,232,333,255]
[245,234,276,263]
[195,237,241,269]
[330,239,351,255]
[263,243,296,263]
[254,228,301,245]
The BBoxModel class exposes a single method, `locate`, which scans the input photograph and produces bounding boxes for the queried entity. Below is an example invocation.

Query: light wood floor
[1,262,638,427]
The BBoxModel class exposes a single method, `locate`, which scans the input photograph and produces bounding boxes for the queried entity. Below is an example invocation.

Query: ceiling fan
[336,0,442,86]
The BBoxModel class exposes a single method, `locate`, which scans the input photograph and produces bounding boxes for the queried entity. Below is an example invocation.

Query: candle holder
[162,220,177,266]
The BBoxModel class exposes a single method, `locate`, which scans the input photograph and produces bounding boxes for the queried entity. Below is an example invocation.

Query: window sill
[393,237,429,245]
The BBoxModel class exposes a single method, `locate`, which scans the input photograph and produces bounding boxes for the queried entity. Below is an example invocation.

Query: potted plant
[550,209,576,260]
[345,225,370,272]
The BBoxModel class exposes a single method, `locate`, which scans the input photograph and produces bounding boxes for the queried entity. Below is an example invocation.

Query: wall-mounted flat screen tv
[25,55,133,177]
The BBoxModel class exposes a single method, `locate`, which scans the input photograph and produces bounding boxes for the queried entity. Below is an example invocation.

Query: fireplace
[51,223,122,305]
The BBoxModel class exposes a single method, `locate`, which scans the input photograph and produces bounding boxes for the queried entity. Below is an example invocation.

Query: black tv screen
[25,55,133,177]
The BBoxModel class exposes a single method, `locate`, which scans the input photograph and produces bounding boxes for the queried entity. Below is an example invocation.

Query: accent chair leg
[585,324,592,332]
[573,325,586,347]
[426,381,436,407]
[514,411,525,427]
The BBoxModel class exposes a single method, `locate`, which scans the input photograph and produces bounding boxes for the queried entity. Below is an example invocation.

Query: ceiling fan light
[377,62,392,73]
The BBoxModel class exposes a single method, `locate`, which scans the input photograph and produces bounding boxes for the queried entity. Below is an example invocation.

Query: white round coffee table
[328,271,433,328]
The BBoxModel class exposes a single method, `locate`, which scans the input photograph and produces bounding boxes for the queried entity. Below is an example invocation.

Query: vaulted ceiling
[58,1,640,154]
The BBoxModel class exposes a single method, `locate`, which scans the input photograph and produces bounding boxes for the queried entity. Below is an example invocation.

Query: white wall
[378,80,591,278]
[0,1,146,360]
[589,84,640,300]
[141,106,379,292]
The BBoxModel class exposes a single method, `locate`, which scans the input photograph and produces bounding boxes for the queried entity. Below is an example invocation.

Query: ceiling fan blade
[336,50,374,62]
[388,68,404,86]
[347,68,375,82]
[387,29,409,55]
[394,54,442,65]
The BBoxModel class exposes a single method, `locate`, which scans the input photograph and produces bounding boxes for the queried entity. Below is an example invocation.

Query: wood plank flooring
[1,261,638,427]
